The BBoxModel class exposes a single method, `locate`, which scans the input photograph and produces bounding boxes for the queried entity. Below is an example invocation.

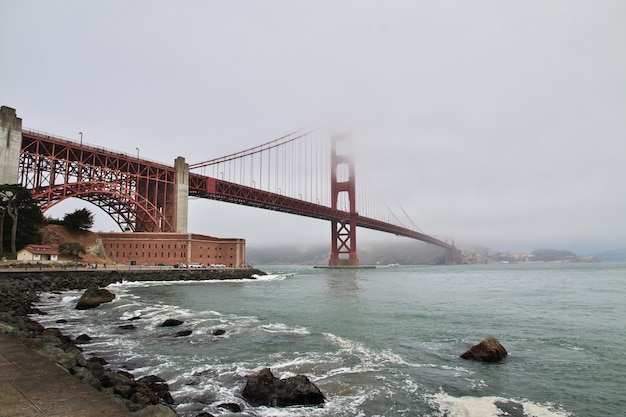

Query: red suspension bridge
[2,106,457,266]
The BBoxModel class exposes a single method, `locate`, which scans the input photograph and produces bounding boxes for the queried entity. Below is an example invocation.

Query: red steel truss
[19,129,177,232]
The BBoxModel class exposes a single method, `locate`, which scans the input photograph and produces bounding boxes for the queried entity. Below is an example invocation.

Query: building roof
[22,244,59,255]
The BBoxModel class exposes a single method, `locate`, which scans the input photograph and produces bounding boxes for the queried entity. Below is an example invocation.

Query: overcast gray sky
[1,1,624,253]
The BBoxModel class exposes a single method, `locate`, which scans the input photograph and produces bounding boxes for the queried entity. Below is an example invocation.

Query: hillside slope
[40,224,110,264]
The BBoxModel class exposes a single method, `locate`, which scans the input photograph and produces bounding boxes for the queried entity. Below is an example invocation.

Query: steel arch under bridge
[19,129,181,232]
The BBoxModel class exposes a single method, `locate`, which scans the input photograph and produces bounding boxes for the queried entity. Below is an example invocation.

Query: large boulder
[241,368,325,407]
[75,287,115,310]
[460,336,508,362]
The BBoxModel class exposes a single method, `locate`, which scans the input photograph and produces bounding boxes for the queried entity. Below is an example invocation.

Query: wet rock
[175,329,193,337]
[138,375,175,405]
[75,333,92,343]
[119,324,137,330]
[195,413,216,417]
[128,316,142,321]
[241,367,325,407]
[218,402,242,412]
[212,328,226,336]
[460,336,508,362]
[160,318,184,327]
[76,287,116,310]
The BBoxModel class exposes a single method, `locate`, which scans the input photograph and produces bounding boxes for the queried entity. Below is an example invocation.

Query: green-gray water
[34,262,625,416]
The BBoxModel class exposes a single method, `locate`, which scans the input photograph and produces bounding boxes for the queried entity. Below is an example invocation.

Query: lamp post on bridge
[135,147,139,159]
[79,132,83,146]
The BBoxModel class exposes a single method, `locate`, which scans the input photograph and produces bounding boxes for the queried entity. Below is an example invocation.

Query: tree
[1,185,44,255]
[58,241,87,259]
[0,205,5,254]
[63,208,94,231]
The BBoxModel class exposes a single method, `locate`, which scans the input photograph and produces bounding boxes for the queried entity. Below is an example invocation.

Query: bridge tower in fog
[329,135,359,267]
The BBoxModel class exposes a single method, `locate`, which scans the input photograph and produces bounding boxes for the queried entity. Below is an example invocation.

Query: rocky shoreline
[0,268,266,417]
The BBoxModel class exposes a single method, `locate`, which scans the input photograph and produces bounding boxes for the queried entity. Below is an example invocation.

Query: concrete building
[98,232,246,267]
[0,106,22,185]
[17,244,59,262]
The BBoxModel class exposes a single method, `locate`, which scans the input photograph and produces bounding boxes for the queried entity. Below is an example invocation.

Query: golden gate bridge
[4,106,457,266]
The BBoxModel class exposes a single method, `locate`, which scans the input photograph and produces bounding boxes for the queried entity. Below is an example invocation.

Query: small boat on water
[387,263,400,267]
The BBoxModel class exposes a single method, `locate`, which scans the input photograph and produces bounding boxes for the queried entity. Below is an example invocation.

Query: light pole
[79,132,83,146]
[135,147,140,159]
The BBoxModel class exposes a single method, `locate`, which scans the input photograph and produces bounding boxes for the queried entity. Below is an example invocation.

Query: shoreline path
[0,331,133,417]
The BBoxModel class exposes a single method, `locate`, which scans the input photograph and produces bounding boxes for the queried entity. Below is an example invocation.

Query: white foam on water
[259,322,310,335]
[325,332,411,370]
[107,272,289,289]
[253,273,288,281]
[429,393,572,417]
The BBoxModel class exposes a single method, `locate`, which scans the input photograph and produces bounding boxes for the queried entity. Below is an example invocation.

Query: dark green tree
[58,241,87,259]
[63,208,94,231]
[1,185,44,255]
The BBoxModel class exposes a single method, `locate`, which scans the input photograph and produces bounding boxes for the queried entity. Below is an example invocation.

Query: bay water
[33,262,625,416]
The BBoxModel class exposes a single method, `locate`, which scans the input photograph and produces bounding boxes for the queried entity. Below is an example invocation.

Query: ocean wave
[325,333,411,369]
[259,322,309,335]
[429,393,572,417]
[106,273,289,289]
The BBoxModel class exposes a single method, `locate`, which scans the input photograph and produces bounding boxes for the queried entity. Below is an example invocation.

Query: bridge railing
[22,128,173,168]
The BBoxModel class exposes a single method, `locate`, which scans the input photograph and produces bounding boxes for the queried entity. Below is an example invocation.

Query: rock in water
[242,368,325,407]
[75,287,116,310]
[75,333,92,344]
[159,319,184,327]
[460,336,508,362]
[137,375,175,404]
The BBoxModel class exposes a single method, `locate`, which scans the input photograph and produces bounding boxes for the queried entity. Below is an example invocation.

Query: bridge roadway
[190,178,454,250]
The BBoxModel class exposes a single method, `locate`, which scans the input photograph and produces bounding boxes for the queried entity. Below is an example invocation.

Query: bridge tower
[0,106,22,185]
[328,135,360,267]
